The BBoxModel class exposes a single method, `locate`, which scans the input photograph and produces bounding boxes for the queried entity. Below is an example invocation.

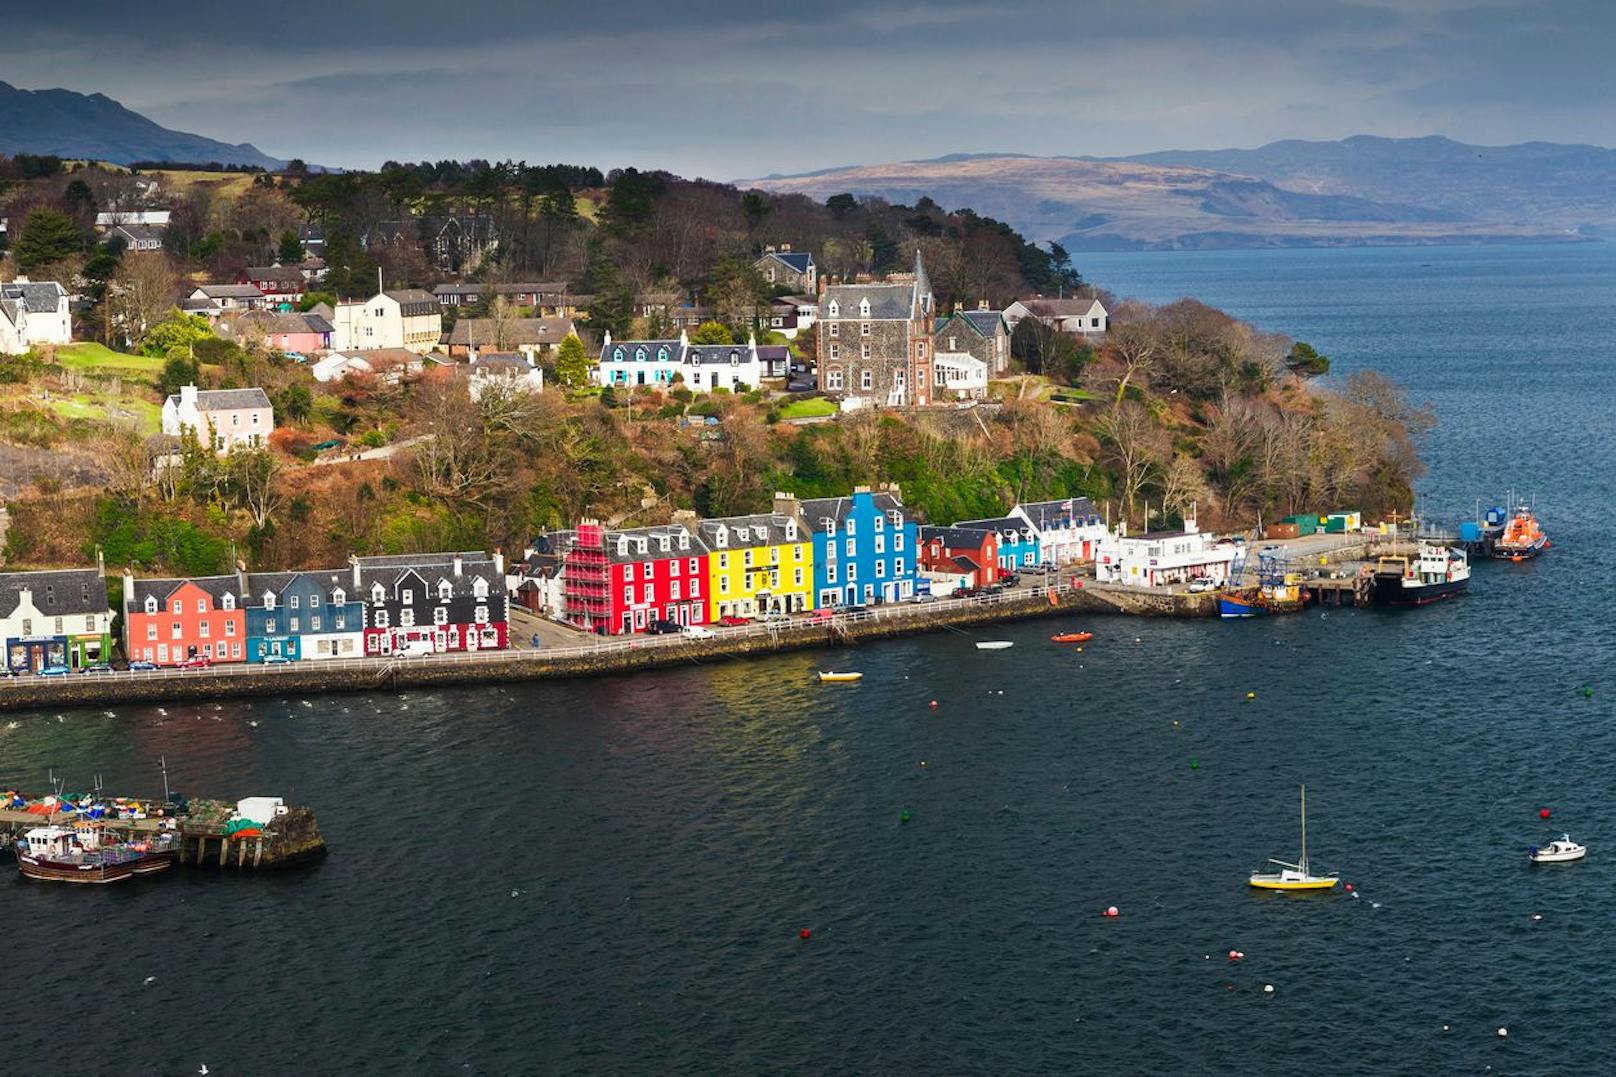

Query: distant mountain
[740,154,1575,251]
[1122,135,1616,232]
[0,81,286,169]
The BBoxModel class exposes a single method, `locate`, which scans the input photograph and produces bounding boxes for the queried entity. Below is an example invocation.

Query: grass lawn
[776,397,839,420]
[45,393,162,434]
[1048,388,1098,403]
[54,342,165,376]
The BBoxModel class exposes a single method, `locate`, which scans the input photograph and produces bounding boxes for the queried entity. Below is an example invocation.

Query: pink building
[161,386,276,453]
[224,310,333,353]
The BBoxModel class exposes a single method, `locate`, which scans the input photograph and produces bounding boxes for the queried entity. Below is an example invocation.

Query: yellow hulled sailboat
[1249,784,1339,891]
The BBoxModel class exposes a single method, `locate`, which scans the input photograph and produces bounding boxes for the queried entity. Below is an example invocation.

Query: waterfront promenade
[0,580,1211,711]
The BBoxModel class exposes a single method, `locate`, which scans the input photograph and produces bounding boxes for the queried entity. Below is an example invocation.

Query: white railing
[0,582,1081,694]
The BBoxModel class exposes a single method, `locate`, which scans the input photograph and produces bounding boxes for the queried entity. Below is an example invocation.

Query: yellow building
[697,514,814,620]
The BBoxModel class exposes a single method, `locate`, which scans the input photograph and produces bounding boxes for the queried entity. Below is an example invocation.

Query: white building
[1011,497,1111,565]
[1094,517,1236,589]
[1003,297,1108,336]
[466,353,545,400]
[0,280,72,348]
[161,386,275,453]
[188,284,268,318]
[312,352,374,384]
[332,289,443,353]
[932,351,988,400]
[596,330,766,393]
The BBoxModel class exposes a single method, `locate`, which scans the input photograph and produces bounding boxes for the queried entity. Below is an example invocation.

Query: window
[671,580,682,600]
[146,624,157,641]
[861,342,871,359]
[643,583,654,604]
[401,610,415,628]
[52,616,61,634]
[311,616,321,631]
[828,322,838,338]
[475,606,490,624]
[948,336,957,350]
[876,559,886,578]
[827,563,837,583]
[859,298,870,316]
[895,533,904,551]
[794,567,803,585]
[624,562,635,582]
[263,592,276,610]
[265,619,275,635]
[232,643,242,659]
[860,322,870,336]
[290,617,300,633]
[895,558,905,576]
[199,621,211,638]
[828,301,839,317]
[861,370,872,390]
[371,584,385,604]
[874,515,884,532]
[623,585,633,604]
[196,598,206,613]
[310,593,320,608]
[847,562,857,581]
[827,368,842,390]
[718,552,729,570]
[172,600,182,615]
[439,580,453,601]
[332,588,345,606]
[222,593,236,611]
[145,596,158,614]
[688,558,699,575]
[846,537,856,558]
[171,622,182,639]
[829,343,839,360]
[376,610,390,628]
[216,642,227,657]
[401,589,413,605]
[874,535,885,554]
[335,615,347,630]
[918,341,927,357]
[289,595,300,610]
[226,620,237,636]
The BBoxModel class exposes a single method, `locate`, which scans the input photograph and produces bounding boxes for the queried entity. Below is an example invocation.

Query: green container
[1324,515,1350,533]
[1284,514,1321,534]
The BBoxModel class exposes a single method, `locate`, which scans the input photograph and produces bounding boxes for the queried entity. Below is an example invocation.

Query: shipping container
[1324,511,1362,533]
[1264,523,1301,540]
[1459,521,1482,542]
[1284,513,1322,534]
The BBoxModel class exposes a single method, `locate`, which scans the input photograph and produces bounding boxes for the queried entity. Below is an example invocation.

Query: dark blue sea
[7,243,1616,1075]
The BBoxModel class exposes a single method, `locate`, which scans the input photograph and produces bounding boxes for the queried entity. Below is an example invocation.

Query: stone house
[934,304,1011,375]
[755,245,816,293]
[816,251,935,407]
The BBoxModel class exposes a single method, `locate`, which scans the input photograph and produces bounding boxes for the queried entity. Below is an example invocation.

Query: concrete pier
[0,800,325,869]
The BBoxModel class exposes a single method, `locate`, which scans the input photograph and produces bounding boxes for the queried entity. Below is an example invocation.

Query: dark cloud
[3,0,1614,172]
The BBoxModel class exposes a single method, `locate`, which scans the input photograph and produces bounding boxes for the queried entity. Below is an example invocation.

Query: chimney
[602,329,612,349]
[180,384,198,407]
[95,546,105,578]
[853,483,872,495]
[817,274,828,298]
[453,553,464,579]
[122,572,135,615]
[670,508,699,533]
[780,243,791,252]
[978,299,989,311]
[493,549,505,575]
[772,491,799,518]
[349,553,362,589]
[764,244,776,254]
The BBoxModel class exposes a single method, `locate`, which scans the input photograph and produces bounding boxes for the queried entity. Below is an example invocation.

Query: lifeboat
[1492,505,1549,561]
[1050,632,1093,644]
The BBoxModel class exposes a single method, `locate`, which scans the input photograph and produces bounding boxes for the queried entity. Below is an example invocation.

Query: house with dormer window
[122,574,244,666]
[775,486,917,608]
[952,516,1042,573]
[594,329,766,392]
[694,512,813,620]
[242,569,367,661]
[0,566,114,672]
[816,251,935,408]
[755,245,816,293]
[560,521,710,635]
[351,552,508,655]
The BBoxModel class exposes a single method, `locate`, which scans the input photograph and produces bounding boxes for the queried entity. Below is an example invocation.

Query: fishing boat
[1372,545,1470,607]
[13,823,176,884]
[1529,834,1586,863]
[1249,785,1339,891]
[975,641,1013,651]
[1050,632,1093,643]
[816,671,863,683]
[1492,505,1549,561]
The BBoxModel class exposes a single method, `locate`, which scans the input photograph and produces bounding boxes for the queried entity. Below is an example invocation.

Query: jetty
[0,797,325,870]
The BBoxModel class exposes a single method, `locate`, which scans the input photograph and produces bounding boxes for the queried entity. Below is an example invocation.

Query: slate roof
[447,317,574,346]
[762,250,813,274]
[1016,297,1104,317]
[468,353,531,371]
[243,265,305,284]
[230,311,332,335]
[697,513,799,550]
[242,568,354,607]
[0,569,109,618]
[193,284,264,300]
[112,224,164,244]
[125,574,240,611]
[798,491,906,531]
[596,525,709,565]
[166,387,272,411]
[920,525,996,548]
[953,516,1036,538]
[0,298,22,329]
[1016,497,1102,528]
[820,282,915,320]
[383,289,439,317]
[600,338,681,364]
[352,552,503,599]
[1,281,67,311]
[685,343,757,366]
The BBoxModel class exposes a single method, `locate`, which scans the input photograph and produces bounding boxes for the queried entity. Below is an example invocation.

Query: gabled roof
[600,338,681,364]
[761,250,814,274]
[166,387,272,412]
[0,569,109,618]
[685,343,758,366]
[0,298,22,329]
[596,525,709,565]
[1013,297,1105,317]
[242,569,354,607]
[798,490,906,530]
[353,552,503,599]
[1016,497,1102,529]
[193,284,264,300]
[953,516,1036,538]
[0,281,67,311]
[111,223,164,243]
[126,574,240,611]
[697,513,798,550]
[820,282,915,320]
[242,265,305,283]
[227,311,332,336]
[382,290,439,316]
[920,524,996,549]
[448,317,574,346]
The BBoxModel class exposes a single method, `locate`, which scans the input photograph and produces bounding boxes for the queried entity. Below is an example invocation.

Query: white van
[399,639,436,658]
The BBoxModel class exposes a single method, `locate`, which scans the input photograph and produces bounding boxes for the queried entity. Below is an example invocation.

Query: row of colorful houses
[515,488,1111,636]
[121,553,508,667]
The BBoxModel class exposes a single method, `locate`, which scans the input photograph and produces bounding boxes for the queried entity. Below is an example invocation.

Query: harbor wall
[0,582,1216,712]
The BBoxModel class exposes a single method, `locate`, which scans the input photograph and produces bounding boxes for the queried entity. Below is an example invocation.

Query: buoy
[1263,984,1274,995]
[799,928,811,940]
[1540,808,1552,819]
[1497,1027,1508,1038]
[919,761,927,767]
[1171,720,1179,728]
[929,700,939,709]
[1583,687,1594,698]
[1345,883,1354,892]
[1225,982,1234,991]
[1190,758,1200,769]
[900,809,912,823]
[1531,913,1542,922]
[1246,691,1256,700]
[1227,949,1243,961]
[1103,905,1119,918]
[1442,1025,1449,1032]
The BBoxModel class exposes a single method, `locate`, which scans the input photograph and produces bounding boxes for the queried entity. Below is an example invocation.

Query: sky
[5,0,1614,178]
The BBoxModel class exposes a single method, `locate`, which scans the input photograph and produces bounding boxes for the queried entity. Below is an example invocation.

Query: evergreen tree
[14,208,83,271]
[554,333,592,389]
[277,229,304,263]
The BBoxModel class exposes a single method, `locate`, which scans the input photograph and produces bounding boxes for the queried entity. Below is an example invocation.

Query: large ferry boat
[1492,505,1549,561]
[1372,545,1470,607]
[13,822,177,884]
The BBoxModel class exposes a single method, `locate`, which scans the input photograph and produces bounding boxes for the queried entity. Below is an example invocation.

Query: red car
[806,608,836,624]
[718,615,751,627]
[179,655,213,669]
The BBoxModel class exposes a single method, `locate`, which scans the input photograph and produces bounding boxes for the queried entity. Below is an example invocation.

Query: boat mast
[1299,784,1308,874]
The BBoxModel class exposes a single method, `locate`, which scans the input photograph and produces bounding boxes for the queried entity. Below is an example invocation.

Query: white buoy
[1442,1025,1449,1032]
[1263,984,1274,995]
[1497,1027,1508,1038]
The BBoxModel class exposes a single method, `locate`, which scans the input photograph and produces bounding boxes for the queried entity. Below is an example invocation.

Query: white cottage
[1093,517,1236,589]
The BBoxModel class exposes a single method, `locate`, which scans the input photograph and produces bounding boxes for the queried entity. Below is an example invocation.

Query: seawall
[0,582,1216,711]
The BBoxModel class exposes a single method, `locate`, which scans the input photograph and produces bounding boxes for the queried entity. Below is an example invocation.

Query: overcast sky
[5,0,1614,177]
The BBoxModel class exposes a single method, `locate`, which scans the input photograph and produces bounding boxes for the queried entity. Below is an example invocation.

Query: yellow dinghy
[1249,784,1339,891]
[817,671,863,683]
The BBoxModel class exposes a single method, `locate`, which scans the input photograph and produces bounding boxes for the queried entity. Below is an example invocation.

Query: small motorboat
[817,671,863,683]
[975,641,1013,651]
[1529,835,1586,863]
[1050,632,1093,644]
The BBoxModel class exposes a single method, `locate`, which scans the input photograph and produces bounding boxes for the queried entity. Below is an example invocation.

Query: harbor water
[7,242,1616,1074]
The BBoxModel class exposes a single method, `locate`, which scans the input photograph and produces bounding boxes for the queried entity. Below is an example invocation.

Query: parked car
[681,625,716,640]
[1188,577,1218,593]
[718,615,751,627]
[398,640,435,657]
[806,608,836,624]
[81,663,113,674]
[646,619,683,635]
[1001,572,1021,588]
[37,665,71,677]
[127,660,158,672]
[756,612,792,625]
[911,592,937,604]
[179,656,212,669]
[262,654,293,665]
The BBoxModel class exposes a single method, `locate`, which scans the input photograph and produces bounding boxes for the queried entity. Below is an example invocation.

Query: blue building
[243,569,366,662]
[781,486,918,608]
[953,516,1041,573]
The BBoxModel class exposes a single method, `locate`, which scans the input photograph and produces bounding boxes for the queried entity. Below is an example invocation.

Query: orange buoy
[1103,905,1119,918]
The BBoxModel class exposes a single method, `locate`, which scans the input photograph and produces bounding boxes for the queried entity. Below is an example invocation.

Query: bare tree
[1106,321,1160,410]
[228,448,283,529]
[1097,401,1167,526]
[106,251,179,347]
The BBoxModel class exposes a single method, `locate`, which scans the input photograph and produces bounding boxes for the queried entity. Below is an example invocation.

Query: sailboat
[1248,784,1339,891]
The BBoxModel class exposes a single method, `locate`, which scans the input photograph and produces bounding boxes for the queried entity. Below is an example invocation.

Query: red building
[917,526,1001,591]
[352,552,508,656]
[563,521,709,635]
[122,574,246,666]
[235,265,305,306]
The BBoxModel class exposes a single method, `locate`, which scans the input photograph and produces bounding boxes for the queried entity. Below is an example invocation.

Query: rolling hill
[0,81,286,169]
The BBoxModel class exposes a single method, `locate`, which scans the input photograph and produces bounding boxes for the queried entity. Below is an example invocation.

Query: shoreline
[0,582,1214,711]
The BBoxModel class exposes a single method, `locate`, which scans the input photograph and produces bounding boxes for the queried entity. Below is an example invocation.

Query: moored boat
[1249,785,1339,892]
[975,641,1013,650]
[1492,505,1549,561]
[816,671,863,683]
[1372,544,1470,607]
[14,823,176,884]
[1528,834,1586,863]
[1050,632,1093,643]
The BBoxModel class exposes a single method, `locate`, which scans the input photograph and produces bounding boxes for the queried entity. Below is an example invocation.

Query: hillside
[1124,135,1616,233]
[740,153,1584,250]
[0,81,286,169]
